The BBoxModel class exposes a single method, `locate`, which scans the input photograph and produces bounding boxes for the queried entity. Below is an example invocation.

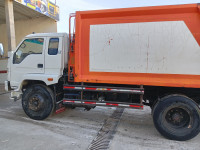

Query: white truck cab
[5,33,69,100]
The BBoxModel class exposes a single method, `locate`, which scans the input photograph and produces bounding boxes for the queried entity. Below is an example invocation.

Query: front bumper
[10,91,22,101]
[4,80,11,92]
[5,80,22,101]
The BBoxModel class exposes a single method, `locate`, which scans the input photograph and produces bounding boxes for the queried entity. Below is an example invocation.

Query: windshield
[13,38,44,64]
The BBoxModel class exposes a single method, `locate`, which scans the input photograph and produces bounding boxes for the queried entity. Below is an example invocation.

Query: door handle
[37,64,43,68]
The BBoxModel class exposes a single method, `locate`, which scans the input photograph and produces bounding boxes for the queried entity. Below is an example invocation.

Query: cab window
[48,38,59,55]
[13,38,44,64]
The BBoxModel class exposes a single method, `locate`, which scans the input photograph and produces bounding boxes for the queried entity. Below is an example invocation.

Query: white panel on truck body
[89,21,200,75]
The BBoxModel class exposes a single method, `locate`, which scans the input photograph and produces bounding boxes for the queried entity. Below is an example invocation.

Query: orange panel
[72,4,200,88]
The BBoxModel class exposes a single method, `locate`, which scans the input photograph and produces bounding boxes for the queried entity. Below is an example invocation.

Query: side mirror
[0,43,4,57]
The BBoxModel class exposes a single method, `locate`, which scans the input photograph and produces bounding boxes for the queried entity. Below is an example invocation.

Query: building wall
[0,16,57,55]
[0,17,57,84]
[0,59,8,85]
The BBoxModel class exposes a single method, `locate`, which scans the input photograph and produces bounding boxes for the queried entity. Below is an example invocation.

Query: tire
[153,94,200,141]
[22,84,55,120]
[40,4,46,13]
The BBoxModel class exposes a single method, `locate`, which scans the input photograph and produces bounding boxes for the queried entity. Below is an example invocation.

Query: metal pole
[140,85,144,105]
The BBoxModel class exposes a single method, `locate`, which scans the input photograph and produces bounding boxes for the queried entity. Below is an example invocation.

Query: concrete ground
[0,84,200,150]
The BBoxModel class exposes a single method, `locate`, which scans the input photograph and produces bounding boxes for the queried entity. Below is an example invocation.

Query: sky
[56,0,200,33]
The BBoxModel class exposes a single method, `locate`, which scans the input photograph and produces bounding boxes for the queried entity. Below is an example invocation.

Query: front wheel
[153,95,200,141]
[22,84,55,120]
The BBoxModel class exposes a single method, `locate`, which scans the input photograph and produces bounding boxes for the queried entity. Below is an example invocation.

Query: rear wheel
[153,95,200,141]
[22,84,55,120]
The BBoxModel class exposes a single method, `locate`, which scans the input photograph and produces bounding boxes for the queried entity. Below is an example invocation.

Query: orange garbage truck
[4,3,200,141]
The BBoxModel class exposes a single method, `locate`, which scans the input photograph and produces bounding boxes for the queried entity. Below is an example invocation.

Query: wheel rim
[162,104,193,134]
[28,94,45,112]
[165,107,190,128]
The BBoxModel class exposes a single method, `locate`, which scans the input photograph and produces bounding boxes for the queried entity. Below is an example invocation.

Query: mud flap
[55,100,66,114]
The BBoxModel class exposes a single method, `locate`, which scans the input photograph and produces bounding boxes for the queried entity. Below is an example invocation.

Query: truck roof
[26,33,68,38]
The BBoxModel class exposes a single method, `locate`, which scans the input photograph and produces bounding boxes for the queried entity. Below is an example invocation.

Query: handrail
[69,13,76,51]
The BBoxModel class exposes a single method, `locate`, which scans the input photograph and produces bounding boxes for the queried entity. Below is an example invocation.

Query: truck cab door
[45,36,63,76]
[10,38,45,87]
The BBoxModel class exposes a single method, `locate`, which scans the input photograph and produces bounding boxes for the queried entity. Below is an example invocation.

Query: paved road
[0,92,200,150]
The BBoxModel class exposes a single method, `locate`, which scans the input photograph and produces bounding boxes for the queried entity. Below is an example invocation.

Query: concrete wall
[0,59,8,85]
[0,17,57,83]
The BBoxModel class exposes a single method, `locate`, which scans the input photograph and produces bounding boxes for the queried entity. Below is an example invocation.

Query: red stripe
[130,105,143,108]
[85,87,97,90]
[107,88,111,91]
[0,70,7,74]
[64,86,75,89]
[63,100,75,103]
[106,103,119,106]
[84,102,96,104]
